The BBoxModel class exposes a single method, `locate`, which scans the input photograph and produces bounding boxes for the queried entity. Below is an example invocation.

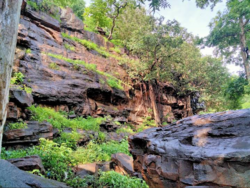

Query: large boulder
[3,121,53,148]
[0,159,69,188]
[129,109,250,188]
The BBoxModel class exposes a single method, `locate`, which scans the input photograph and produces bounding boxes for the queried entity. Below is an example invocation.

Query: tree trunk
[148,81,161,126]
[239,17,250,80]
[108,17,116,40]
[0,0,22,155]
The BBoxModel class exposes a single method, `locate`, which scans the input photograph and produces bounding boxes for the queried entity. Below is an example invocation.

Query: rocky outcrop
[0,159,69,188]
[129,109,250,188]
[7,155,45,173]
[111,153,134,176]
[0,0,22,154]
[3,121,53,149]
[8,2,202,128]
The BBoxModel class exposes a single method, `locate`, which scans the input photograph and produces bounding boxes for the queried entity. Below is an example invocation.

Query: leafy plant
[49,62,60,70]
[107,78,123,90]
[98,171,149,188]
[24,85,33,94]
[55,131,82,150]
[28,105,105,131]
[73,139,130,164]
[7,121,28,130]
[64,43,75,51]
[25,48,32,54]
[11,72,24,85]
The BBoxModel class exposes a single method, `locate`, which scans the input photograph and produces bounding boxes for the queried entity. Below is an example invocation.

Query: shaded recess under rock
[129,109,250,188]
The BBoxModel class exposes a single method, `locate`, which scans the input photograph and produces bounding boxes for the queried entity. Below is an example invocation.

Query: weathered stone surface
[111,153,134,176]
[0,159,69,188]
[129,109,250,188]
[9,88,34,107]
[7,155,45,174]
[3,121,53,148]
[75,163,98,175]
[0,0,22,154]
[60,8,84,32]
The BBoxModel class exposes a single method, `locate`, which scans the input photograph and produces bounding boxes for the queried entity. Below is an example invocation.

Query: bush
[47,53,97,71]
[6,121,28,130]
[61,33,111,58]
[73,139,130,164]
[28,105,105,131]
[107,78,123,90]
[64,43,75,51]
[11,72,24,85]
[98,171,149,188]
[49,62,60,70]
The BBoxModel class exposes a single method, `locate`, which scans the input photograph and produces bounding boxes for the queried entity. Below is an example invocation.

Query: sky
[85,0,242,74]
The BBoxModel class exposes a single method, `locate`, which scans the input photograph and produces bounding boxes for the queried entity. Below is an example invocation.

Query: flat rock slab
[129,109,250,188]
[7,155,45,174]
[0,159,69,188]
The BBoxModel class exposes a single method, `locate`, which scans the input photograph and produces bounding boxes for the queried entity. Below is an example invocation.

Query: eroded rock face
[129,109,250,188]
[3,121,53,148]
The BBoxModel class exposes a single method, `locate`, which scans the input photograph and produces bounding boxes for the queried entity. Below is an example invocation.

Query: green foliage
[110,47,121,54]
[61,33,111,58]
[55,131,82,150]
[136,116,156,132]
[73,139,130,163]
[64,43,75,51]
[28,105,105,131]
[98,171,149,188]
[23,85,33,94]
[11,72,24,85]
[27,0,39,11]
[107,78,123,90]
[83,0,112,32]
[49,62,60,70]
[224,75,249,109]
[204,0,250,78]
[6,121,28,130]
[47,52,97,71]
[26,48,32,54]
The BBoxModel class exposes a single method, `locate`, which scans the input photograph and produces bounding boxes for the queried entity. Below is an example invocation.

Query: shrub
[73,139,130,164]
[64,43,75,51]
[49,62,60,70]
[27,0,39,11]
[26,48,32,54]
[24,85,33,94]
[55,131,82,150]
[11,72,24,85]
[98,171,149,188]
[28,105,105,131]
[107,78,123,90]
[47,53,97,72]
[61,33,111,58]
[6,121,28,130]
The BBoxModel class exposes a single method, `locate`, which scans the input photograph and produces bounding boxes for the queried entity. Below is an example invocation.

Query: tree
[204,0,250,79]
[83,0,112,32]
[106,0,129,40]
[0,0,22,154]
[127,19,188,125]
